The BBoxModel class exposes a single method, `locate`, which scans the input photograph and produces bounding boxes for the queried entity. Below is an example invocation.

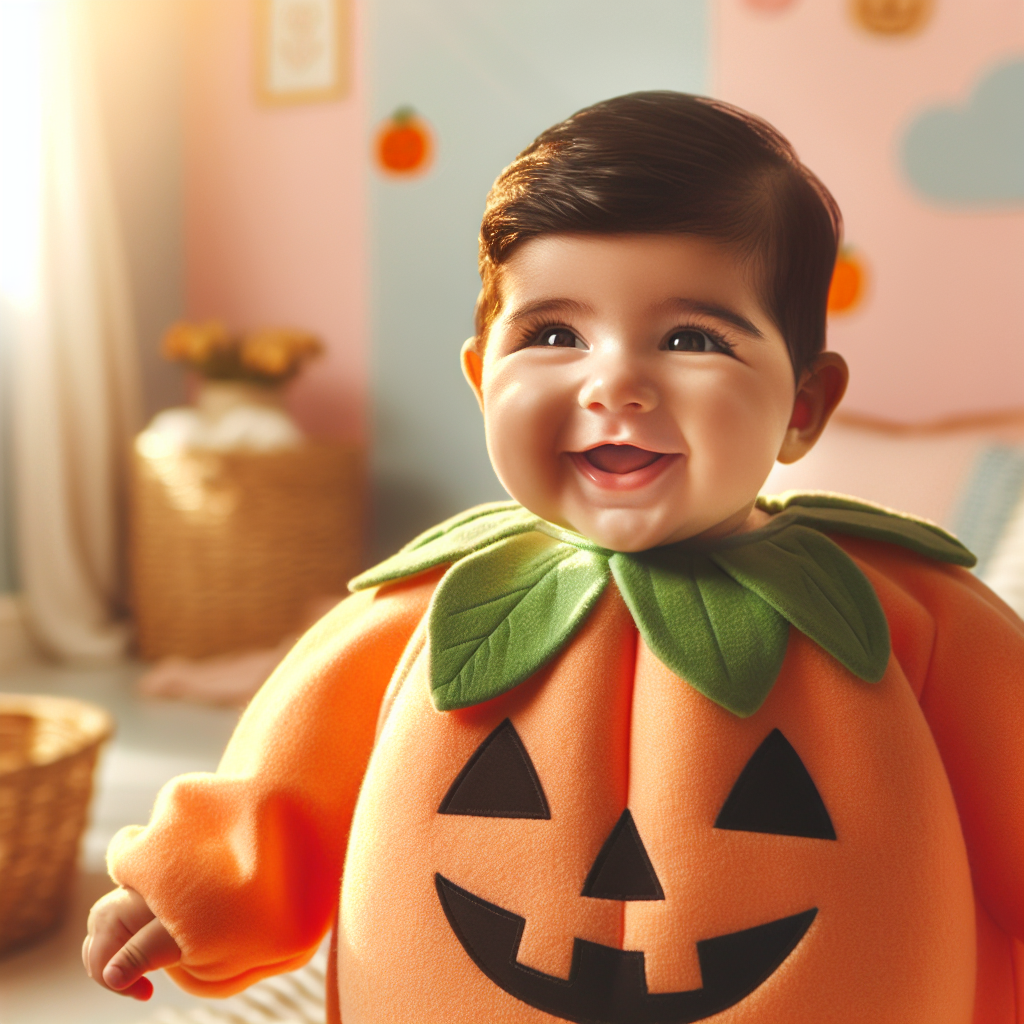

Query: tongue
[585,444,662,474]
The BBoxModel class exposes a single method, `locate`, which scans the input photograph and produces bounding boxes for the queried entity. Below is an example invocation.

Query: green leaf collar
[350,493,974,718]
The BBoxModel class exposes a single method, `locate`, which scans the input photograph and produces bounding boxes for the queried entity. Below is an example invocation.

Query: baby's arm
[83,887,181,1000]
[94,570,442,997]
[843,538,1024,940]
[915,568,1024,940]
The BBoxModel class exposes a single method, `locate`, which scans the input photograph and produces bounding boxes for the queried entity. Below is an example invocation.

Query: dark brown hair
[476,91,842,377]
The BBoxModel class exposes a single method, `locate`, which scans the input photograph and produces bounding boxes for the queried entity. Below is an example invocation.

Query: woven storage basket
[0,694,113,956]
[131,439,364,659]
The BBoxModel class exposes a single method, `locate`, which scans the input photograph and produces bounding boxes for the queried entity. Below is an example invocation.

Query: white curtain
[1,1,143,661]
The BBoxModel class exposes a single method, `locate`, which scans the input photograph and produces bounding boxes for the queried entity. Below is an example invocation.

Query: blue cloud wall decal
[902,58,1024,206]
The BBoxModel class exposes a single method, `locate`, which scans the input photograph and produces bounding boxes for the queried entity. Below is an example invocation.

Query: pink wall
[183,0,368,441]
[715,1,1024,422]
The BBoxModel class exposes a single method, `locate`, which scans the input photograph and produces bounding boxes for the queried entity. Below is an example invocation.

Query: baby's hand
[82,886,182,1000]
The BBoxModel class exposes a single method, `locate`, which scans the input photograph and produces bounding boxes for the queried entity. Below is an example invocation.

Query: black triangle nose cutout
[438,718,550,819]
[581,809,665,901]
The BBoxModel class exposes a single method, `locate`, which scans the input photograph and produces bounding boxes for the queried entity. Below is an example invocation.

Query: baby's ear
[776,351,849,464]
[461,336,485,412]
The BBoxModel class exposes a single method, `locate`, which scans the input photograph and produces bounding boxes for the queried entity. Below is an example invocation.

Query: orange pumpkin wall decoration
[827,246,866,316]
[851,0,933,36]
[375,106,433,175]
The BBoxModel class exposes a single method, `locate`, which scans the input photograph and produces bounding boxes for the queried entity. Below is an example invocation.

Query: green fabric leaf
[403,501,524,552]
[349,491,974,718]
[712,524,890,685]
[608,550,789,717]
[429,531,609,712]
[352,492,975,594]
[349,503,541,591]
[756,492,975,567]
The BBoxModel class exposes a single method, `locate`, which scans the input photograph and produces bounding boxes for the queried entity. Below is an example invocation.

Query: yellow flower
[160,321,322,381]
[241,329,323,380]
[161,321,233,365]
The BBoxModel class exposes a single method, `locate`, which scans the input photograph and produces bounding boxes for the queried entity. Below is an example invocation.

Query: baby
[85,93,1023,1023]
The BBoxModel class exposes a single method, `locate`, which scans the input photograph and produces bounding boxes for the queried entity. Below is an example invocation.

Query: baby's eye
[533,328,585,349]
[665,329,731,354]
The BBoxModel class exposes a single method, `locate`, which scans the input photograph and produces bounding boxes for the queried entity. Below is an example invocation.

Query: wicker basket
[0,694,113,956]
[130,439,365,659]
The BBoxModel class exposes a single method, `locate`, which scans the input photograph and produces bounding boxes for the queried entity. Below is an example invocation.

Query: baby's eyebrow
[661,298,764,338]
[503,298,593,326]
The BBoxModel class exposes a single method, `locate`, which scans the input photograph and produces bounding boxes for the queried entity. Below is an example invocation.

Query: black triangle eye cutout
[438,719,550,819]
[581,809,665,901]
[715,729,836,840]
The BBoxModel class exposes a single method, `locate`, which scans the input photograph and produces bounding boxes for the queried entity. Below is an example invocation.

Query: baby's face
[465,234,798,551]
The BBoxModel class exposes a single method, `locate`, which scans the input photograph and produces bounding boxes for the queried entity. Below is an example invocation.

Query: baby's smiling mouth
[582,444,665,474]
[568,444,679,491]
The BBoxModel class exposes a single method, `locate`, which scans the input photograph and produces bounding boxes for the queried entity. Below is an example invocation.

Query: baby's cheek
[718,381,792,455]
[483,398,561,511]
[688,409,781,502]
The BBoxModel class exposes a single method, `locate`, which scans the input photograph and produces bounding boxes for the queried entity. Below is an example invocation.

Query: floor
[0,659,245,1024]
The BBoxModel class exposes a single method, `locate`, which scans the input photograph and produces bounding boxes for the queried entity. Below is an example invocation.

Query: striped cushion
[949,445,1024,576]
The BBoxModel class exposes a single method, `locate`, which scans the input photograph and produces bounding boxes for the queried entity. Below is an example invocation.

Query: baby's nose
[578,358,658,413]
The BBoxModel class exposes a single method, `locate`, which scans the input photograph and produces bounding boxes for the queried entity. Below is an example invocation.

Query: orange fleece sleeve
[107,569,443,996]
[841,538,1024,944]
[914,565,1024,942]
[908,565,1024,1024]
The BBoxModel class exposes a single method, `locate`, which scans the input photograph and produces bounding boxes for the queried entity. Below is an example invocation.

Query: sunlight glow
[0,1,44,308]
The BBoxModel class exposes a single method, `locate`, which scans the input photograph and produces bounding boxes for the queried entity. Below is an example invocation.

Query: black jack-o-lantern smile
[435,719,835,1024]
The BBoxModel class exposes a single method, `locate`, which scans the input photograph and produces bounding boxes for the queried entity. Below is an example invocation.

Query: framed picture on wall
[255,0,349,105]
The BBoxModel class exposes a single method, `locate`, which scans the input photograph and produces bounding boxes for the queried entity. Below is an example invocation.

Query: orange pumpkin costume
[108,496,1024,1024]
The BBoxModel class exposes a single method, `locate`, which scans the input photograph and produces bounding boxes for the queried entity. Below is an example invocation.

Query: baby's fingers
[84,887,180,999]
[102,916,182,999]
[85,887,153,988]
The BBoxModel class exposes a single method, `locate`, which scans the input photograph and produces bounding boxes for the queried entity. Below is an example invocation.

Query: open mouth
[570,445,678,490]
[436,873,816,1024]
[583,445,664,474]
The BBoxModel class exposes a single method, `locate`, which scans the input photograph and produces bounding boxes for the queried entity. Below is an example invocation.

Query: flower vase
[196,379,287,420]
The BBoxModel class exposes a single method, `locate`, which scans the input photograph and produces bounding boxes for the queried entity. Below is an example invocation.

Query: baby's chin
[532,499,766,552]
[556,506,701,553]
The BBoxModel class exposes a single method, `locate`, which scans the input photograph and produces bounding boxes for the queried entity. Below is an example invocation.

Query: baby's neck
[740,505,773,533]
[686,501,770,545]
